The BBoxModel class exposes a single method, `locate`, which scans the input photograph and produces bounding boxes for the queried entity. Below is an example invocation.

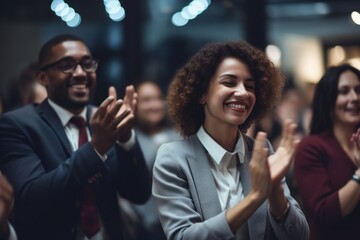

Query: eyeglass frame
[39,57,99,74]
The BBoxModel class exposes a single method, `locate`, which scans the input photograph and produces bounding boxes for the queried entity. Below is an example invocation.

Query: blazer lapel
[36,100,72,155]
[186,135,222,220]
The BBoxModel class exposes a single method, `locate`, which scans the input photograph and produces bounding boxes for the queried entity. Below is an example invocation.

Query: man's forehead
[46,40,91,63]
[52,40,90,56]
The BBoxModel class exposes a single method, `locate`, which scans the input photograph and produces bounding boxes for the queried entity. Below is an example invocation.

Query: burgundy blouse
[294,130,360,240]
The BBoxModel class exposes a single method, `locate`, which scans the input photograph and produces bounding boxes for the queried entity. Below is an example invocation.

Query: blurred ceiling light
[104,0,125,22]
[172,12,188,26]
[51,0,81,27]
[61,7,75,21]
[171,0,211,27]
[351,11,360,25]
[51,0,64,11]
[265,45,281,67]
[54,3,68,16]
[66,13,81,27]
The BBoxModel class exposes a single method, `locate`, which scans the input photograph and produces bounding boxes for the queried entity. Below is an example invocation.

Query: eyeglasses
[40,57,99,74]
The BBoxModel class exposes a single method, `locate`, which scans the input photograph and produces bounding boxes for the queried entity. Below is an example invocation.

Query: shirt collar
[47,99,87,127]
[196,126,245,166]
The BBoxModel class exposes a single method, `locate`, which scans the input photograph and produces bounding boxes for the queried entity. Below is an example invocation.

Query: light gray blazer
[152,134,309,240]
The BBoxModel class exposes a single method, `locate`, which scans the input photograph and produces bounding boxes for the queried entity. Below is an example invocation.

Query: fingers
[125,85,135,97]
[0,175,13,212]
[115,107,131,123]
[351,128,360,145]
[108,86,117,99]
[90,86,136,154]
[351,128,360,167]
[104,100,124,125]
[250,132,271,200]
[0,175,13,199]
[123,85,134,104]
[123,85,137,112]
[280,119,298,149]
[92,96,115,120]
[253,131,269,164]
[268,120,298,184]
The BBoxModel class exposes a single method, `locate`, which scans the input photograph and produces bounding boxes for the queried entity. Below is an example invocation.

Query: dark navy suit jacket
[0,100,151,240]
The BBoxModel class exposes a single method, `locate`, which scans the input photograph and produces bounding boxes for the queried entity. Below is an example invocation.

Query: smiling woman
[294,64,360,240]
[152,40,309,240]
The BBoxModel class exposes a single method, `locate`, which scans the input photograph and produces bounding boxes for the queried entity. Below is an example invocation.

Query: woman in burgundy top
[294,64,360,240]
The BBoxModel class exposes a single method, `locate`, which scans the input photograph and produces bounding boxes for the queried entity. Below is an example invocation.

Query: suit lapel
[186,136,222,220]
[36,100,73,155]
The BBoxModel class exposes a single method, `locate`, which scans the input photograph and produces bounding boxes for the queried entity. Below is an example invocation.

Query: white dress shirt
[197,126,249,240]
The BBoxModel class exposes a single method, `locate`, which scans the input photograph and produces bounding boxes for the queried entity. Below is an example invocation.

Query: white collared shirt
[48,99,89,151]
[197,126,245,210]
[197,126,249,240]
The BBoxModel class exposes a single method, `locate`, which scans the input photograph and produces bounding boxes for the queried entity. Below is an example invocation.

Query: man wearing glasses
[0,34,151,240]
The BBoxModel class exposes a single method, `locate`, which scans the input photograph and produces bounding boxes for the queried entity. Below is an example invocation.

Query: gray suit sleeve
[267,182,310,240]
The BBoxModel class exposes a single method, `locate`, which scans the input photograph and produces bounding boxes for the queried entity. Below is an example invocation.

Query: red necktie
[70,117,100,238]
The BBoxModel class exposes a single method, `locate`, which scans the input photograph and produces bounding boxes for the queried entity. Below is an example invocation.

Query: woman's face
[333,70,360,127]
[201,57,256,130]
[136,82,165,127]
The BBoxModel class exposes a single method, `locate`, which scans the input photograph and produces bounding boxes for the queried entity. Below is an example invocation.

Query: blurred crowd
[0,34,360,240]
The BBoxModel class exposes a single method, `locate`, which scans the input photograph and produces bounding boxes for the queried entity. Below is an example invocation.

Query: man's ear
[37,71,48,88]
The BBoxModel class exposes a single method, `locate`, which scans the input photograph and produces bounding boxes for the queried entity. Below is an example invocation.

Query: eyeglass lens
[59,58,98,73]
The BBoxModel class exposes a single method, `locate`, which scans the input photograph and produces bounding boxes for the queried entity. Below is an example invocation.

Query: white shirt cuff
[93,148,108,162]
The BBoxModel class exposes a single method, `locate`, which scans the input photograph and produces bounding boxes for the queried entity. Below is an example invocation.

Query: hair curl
[167,40,284,137]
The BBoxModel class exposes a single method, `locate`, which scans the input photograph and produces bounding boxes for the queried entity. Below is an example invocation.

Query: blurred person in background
[16,62,47,105]
[134,80,181,170]
[246,80,308,150]
[294,64,360,240]
[153,40,309,240]
[1,62,47,113]
[119,80,181,240]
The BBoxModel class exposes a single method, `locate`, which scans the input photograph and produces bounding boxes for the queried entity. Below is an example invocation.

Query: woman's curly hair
[167,40,284,137]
